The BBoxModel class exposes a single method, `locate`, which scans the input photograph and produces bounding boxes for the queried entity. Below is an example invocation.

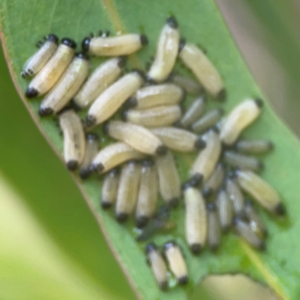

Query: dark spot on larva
[140,34,149,46]
[76,52,89,60]
[48,34,59,44]
[101,201,112,209]
[70,99,82,112]
[190,173,203,187]
[25,87,39,98]
[145,242,157,254]
[254,98,264,108]
[202,187,213,198]
[67,160,78,170]
[190,243,202,254]
[163,240,177,252]
[38,106,53,116]
[79,168,91,179]
[85,114,97,127]
[90,163,104,173]
[145,75,157,85]
[194,138,206,150]
[274,203,286,216]
[124,97,137,109]
[117,56,127,68]
[82,37,90,53]
[178,276,188,285]
[217,88,226,101]
[116,212,129,223]
[62,37,77,49]
[179,38,186,53]
[156,145,168,156]
[136,216,149,228]
[166,16,178,29]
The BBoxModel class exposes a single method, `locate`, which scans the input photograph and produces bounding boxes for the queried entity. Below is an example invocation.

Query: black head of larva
[254,98,264,108]
[47,34,59,44]
[217,88,227,101]
[166,16,178,29]
[38,106,53,116]
[79,168,91,180]
[85,115,97,127]
[25,87,39,98]
[81,37,91,52]
[124,97,138,109]
[178,38,186,53]
[194,138,206,150]
[190,243,202,255]
[76,52,89,60]
[136,216,149,228]
[145,242,158,255]
[178,276,189,286]
[90,163,104,173]
[67,160,78,171]
[101,201,112,210]
[117,56,127,68]
[140,34,149,46]
[163,240,177,252]
[116,212,129,223]
[274,203,286,216]
[202,187,213,199]
[61,38,77,49]
[156,145,168,156]
[189,173,203,187]
[132,68,145,80]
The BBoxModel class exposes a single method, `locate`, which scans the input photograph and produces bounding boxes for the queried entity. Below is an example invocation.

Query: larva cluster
[22,17,286,291]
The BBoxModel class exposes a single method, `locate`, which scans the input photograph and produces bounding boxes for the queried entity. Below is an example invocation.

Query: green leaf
[1,0,299,299]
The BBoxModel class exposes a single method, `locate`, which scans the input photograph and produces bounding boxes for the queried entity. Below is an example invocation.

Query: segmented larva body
[163,241,188,285]
[191,109,223,134]
[26,38,76,98]
[101,169,120,209]
[115,160,141,222]
[190,129,222,181]
[171,74,202,95]
[39,53,89,116]
[105,120,167,156]
[86,71,144,127]
[126,83,184,109]
[22,34,59,78]
[150,127,205,153]
[73,57,125,109]
[124,105,182,128]
[145,243,168,290]
[236,170,285,216]
[178,96,206,128]
[135,160,158,227]
[226,177,245,217]
[59,109,85,170]
[82,33,148,56]
[235,139,273,155]
[147,17,180,82]
[216,189,234,232]
[207,202,221,251]
[155,150,181,207]
[223,151,263,172]
[79,133,99,179]
[179,42,225,99]
[220,99,262,145]
[91,142,145,174]
[183,184,207,254]
[203,163,225,198]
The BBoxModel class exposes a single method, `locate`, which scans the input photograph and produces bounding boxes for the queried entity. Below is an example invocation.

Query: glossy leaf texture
[1,0,300,299]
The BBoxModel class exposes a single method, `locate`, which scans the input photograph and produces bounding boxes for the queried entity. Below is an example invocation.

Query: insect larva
[226,177,245,217]
[26,38,76,98]
[223,151,263,172]
[235,139,273,154]
[101,168,120,209]
[207,202,221,251]
[178,96,206,128]
[163,241,188,285]
[73,57,125,109]
[22,34,59,78]
[105,120,167,155]
[90,142,145,174]
[191,109,224,134]
[59,109,85,170]
[145,243,168,290]
[236,170,285,216]
[183,183,207,254]
[203,163,225,198]
[245,200,267,238]
[155,150,181,207]
[115,161,141,222]
[123,105,182,128]
[170,74,202,95]
[150,127,205,153]
[220,99,263,145]
[234,217,265,250]
[179,41,225,99]
[147,17,180,82]
[82,33,148,56]
[86,71,144,127]
[216,188,233,232]
[79,133,99,179]
[135,159,158,227]
[39,53,89,116]
[190,129,222,181]
[125,83,184,109]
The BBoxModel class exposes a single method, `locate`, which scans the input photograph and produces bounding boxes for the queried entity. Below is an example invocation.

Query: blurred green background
[1,0,299,299]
